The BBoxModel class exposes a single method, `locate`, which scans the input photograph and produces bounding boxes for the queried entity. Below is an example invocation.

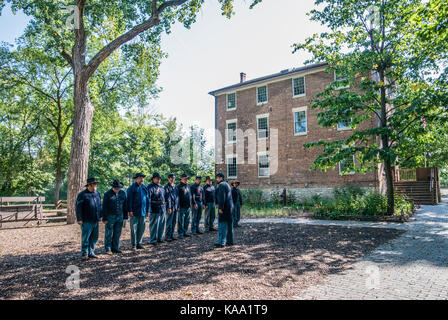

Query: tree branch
[84,0,189,79]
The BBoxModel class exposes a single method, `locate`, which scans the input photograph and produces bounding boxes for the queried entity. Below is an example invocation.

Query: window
[334,71,349,89]
[337,118,352,130]
[293,77,306,97]
[257,114,269,140]
[339,156,355,175]
[227,93,236,110]
[293,107,307,135]
[227,156,237,178]
[258,153,270,178]
[226,120,237,143]
[257,85,268,104]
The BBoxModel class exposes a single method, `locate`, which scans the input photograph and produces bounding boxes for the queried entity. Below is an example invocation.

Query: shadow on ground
[0,223,404,300]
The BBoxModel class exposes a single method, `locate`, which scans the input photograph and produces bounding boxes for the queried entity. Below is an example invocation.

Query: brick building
[209,63,382,197]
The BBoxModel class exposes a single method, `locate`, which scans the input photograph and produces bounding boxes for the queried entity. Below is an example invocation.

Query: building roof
[208,62,328,96]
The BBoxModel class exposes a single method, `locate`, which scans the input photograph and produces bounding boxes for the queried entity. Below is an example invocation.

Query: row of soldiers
[75,172,243,259]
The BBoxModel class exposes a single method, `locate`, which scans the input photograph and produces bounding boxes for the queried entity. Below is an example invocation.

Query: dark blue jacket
[204,184,216,204]
[147,182,166,214]
[231,187,243,206]
[216,181,234,222]
[102,188,128,221]
[164,183,179,212]
[75,189,102,223]
[190,183,205,206]
[126,182,150,217]
[177,182,192,209]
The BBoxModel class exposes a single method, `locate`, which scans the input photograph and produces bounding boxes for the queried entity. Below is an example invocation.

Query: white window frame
[292,106,308,136]
[226,119,237,144]
[257,151,270,178]
[337,119,352,131]
[226,92,237,111]
[256,113,269,140]
[256,85,268,105]
[226,154,238,179]
[292,76,306,98]
[334,71,350,90]
[339,155,356,175]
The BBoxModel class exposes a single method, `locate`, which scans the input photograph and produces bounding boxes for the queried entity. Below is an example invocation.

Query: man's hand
[77,220,83,225]
[168,209,172,214]
[129,212,134,218]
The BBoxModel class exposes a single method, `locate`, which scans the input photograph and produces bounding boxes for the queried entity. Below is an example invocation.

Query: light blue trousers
[81,221,98,256]
[149,212,165,243]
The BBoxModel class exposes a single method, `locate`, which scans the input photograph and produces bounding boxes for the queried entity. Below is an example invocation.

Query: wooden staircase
[394,181,439,205]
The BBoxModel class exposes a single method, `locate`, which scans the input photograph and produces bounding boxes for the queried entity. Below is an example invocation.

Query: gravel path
[0,221,402,300]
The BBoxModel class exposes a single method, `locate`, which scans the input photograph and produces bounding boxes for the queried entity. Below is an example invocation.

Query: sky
[0,0,326,146]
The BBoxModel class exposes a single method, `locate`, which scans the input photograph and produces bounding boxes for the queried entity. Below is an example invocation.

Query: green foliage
[294,0,448,214]
[240,189,264,207]
[310,186,412,219]
[441,169,448,188]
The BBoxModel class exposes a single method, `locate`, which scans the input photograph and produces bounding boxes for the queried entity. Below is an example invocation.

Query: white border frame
[256,85,269,105]
[226,119,237,144]
[226,154,238,179]
[339,155,356,175]
[292,76,306,98]
[226,92,237,111]
[292,106,308,136]
[334,70,350,90]
[257,151,270,178]
[256,113,269,141]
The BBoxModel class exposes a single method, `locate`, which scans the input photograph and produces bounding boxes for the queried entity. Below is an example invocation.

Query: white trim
[292,106,308,136]
[226,92,237,111]
[334,70,350,90]
[257,152,270,178]
[226,154,238,179]
[337,119,353,131]
[256,85,269,105]
[256,114,269,141]
[339,156,356,175]
[292,76,306,98]
[226,119,237,144]
[213,66,326,97]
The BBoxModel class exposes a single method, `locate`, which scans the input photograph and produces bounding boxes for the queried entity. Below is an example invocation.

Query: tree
[1,0,263,223]
[295,0,448,215]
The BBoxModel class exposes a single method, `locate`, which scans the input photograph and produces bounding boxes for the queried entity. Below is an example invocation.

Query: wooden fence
[0,197,67,228]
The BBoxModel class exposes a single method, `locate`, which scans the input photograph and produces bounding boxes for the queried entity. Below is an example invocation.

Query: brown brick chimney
[240,72,246,83]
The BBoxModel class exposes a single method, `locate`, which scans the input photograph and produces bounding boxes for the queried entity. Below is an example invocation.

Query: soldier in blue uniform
[148,172,166,245]
[127,172,150,250]
[203,176,217,232]
[76,177,102,260]
[164,173,179,242]
[177,173,193,238]
[231,181,243,228]
[214,173,234,248]
[190,175,205,234]
[102,179,127,255]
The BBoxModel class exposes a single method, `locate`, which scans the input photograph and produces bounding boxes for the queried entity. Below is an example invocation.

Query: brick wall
[214,67,379,190]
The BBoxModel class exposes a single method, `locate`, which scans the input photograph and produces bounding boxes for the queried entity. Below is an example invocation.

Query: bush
[240,189,264,207]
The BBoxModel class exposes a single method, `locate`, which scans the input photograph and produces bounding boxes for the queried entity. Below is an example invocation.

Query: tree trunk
[384,155,395,215]
[54,139,64,205]
[66,75,94,224]
[379,70,395,216]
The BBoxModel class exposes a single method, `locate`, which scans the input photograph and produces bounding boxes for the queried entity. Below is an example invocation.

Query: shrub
[240,188,264,207]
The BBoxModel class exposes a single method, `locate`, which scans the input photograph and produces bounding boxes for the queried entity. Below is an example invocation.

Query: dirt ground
[0,222,404,300]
